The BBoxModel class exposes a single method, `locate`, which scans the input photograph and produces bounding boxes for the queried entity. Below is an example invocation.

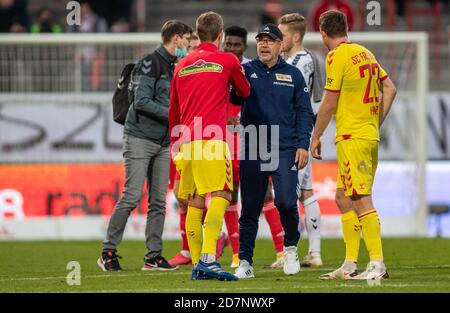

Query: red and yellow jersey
[325,42,388,142]
[169,42,250,146]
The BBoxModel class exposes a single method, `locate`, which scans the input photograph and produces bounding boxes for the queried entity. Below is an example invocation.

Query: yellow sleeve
[325,49,345,92]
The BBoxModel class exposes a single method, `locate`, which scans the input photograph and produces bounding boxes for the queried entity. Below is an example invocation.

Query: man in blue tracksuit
[232,24,314,278]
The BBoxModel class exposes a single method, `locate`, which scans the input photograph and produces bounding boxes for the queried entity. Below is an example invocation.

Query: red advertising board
[0,162,340,218]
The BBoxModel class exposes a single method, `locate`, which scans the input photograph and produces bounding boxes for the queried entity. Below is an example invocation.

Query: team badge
[275,73,292,82]
[357,160,369,174]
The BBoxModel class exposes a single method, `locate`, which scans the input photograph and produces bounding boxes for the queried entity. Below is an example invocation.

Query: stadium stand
[18,0,449,91]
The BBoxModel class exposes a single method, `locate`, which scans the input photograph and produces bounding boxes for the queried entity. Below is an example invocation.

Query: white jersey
[286,51,317,189]
[285,51,319,114]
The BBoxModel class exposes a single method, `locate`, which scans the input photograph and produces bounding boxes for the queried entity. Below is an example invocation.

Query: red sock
[224,204,240,254]
[179,211,189,251]
[263,200,284,253]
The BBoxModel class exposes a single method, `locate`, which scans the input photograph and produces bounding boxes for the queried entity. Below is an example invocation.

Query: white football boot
[283,246,300,275]
[349,261,389,280]
[270,251,284,269]
[319,262,358,280]
[235,260,255,279]
[301,251,323,268]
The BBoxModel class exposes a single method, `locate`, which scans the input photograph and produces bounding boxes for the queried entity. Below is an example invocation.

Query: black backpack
[112,63,136,125]
[112,54,163,125]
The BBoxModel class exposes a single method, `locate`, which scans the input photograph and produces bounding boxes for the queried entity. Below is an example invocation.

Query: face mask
[176,47,188,59]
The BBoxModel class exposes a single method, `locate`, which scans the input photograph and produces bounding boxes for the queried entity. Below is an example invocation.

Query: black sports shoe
[142,255,178,271]
[97,250,122,272]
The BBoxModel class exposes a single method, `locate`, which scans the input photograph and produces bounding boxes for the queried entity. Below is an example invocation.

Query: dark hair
[224,26,248,45]
[196,11,223,42]
[161,20,193,44]
[319,10,348,38]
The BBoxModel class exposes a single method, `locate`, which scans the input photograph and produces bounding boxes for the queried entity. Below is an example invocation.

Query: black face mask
[40,20,52,33]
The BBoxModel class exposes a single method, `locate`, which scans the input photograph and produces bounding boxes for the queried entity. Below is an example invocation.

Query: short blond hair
[279,13,306,39]
[196,11,223,42]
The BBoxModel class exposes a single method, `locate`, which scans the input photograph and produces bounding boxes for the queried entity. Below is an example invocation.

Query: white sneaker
[301,252,323,268]
[235,260,255,279]
[269,251,284,269]
[283,246,300,275]
[319,264,358,280]
[350,261,389,280]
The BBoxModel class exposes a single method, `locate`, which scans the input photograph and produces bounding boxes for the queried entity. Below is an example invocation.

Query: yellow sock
[359,209,383,261]
[186,206,204,264]
[341,210,361,263]
[202,197,230,256]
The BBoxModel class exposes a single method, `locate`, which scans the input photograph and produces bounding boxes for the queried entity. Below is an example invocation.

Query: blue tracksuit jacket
[236,56,314,153]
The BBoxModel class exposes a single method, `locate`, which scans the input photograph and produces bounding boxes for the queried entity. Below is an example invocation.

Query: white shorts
[297,154,313,190]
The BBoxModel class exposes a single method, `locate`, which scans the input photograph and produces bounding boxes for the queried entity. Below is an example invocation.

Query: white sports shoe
[350,261,389,280]
[319,264,358,280]
[283,246,300,275]
[235,260,255,279]
[301,252,323,268]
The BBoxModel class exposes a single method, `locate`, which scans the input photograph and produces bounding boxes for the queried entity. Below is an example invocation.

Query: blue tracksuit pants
[238,151,300,265]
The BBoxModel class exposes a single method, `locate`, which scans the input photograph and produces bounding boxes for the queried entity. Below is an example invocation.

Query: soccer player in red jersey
[169,12,250,281]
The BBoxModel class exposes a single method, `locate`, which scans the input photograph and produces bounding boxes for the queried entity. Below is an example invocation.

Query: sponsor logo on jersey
[275,73,292,82]
[250,73,258,79]
[179,59,223,76]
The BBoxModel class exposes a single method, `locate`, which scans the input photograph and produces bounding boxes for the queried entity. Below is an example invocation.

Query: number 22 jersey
[325,42,388,143]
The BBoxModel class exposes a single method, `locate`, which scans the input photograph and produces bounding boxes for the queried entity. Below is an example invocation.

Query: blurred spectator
[310,0,355,31]
[396,0,405,17]
[261,0,284,26]
[87,0,132,30]
[111,18,131,33]
[0,0,29,32]
[31,7,62,33]
[67,1,108,91]
[427,0,449,10]
[67,0,108,33]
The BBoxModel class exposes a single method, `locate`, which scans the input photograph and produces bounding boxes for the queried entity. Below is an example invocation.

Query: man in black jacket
[98,20,192,272]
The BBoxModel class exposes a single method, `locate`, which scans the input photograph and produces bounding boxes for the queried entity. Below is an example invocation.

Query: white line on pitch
[2,264,449,283]
[0,272,188,282]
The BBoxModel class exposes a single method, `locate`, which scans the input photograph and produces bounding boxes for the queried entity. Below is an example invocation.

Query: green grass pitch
[1,239,449,293]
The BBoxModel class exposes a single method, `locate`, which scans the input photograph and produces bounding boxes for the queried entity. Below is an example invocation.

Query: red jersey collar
[197,42,219,52]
